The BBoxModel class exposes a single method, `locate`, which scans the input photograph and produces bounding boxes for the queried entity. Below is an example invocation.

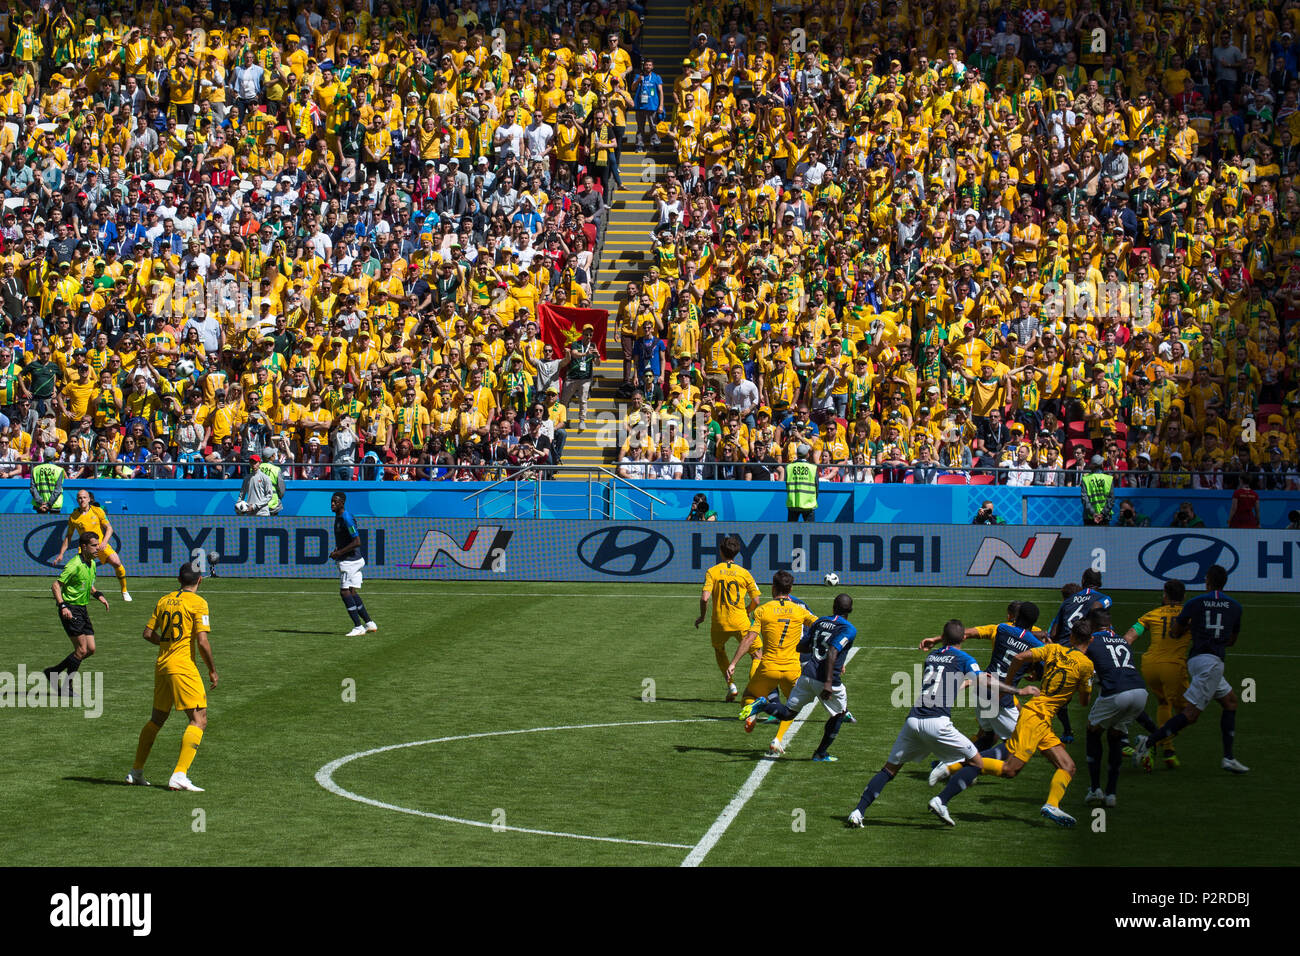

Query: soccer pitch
[1,578,1293,867]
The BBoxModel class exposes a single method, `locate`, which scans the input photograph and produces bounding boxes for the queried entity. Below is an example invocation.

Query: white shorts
[1088,687,1149,731]
[1184,654,1233,711]
[887,715,980,767]
[977,704,1019,739]
[786,675,848,716]
[339,556,365,590]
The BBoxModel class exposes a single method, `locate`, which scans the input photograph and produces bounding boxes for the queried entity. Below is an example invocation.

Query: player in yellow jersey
[931,620,1095,827]
[127,563,217,792]
[726,570,818,757]
[695,535,760,701]
[1123,580,1187,768]
[55,489,132,601]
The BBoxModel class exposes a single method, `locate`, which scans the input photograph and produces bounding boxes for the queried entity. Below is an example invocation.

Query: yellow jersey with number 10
[753,598,818,670]
[703,561,760,633]
[149,590,212,674]
[1022,642,1094,718]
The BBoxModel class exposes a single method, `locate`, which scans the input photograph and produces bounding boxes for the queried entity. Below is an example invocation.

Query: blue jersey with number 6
[1176,591,1242,661]
[1083,629,1145,695]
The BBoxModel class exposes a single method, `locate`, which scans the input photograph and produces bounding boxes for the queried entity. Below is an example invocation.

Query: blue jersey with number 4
[1083,629,1145,695]
[910,645,982,719]
[799,615,856,685]
[1177,591,1242,661]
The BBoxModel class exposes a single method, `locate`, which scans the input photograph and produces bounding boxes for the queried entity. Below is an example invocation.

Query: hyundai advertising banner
[4,516,1297,592]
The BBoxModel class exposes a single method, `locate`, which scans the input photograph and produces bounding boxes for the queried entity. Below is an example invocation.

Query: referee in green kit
[44,531,110,696]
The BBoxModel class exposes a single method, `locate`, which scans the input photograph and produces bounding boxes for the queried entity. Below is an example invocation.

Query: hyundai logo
[577,527,674,576]
[1138,534,1240,583]
[23,521,123,568]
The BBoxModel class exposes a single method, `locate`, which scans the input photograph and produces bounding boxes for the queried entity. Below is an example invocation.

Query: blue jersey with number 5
[988,624,1043,707]
[799,615,856,685]
[1083,629,1145,695]
[1176,591,1242,661]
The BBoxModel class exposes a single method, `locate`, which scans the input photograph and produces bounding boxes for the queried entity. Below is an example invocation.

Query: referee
[44,531,110,696]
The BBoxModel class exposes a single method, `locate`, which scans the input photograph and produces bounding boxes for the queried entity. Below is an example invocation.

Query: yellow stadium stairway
[558,4,692,478]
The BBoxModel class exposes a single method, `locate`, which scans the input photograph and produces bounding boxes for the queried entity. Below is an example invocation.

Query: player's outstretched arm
[1122,624,1141,645]
[196,632,218,688]
[726,629,760,682]
[694,588,709,628]
[980,672,1037,699]
[919,635,940,650]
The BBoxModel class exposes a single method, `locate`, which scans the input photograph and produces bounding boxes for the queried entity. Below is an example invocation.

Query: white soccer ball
[175,358,196,377]
[824,572,840,587]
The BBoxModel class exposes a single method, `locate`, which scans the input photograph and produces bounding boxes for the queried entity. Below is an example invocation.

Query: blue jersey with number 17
[1176,591,1242,661]
[799,615,856,685]
[910,645,983,719]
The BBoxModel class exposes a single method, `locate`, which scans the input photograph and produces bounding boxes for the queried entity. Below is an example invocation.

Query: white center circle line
[316,718,725,850]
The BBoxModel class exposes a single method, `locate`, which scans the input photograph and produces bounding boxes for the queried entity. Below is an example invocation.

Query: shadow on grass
[631,697,725,704]
[63,776,136,787]
[673,744,766,761]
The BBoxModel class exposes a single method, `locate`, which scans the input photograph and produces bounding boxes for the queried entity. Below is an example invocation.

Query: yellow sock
[133,720,161,771]
[749,656,761,679]
[775,719,792,742]
[946,761,963,774]
[980,758,1005,776]
[115,564,128,592]
[1046,767,1072,807]
[714,647,731,677]
[174,724,203,776]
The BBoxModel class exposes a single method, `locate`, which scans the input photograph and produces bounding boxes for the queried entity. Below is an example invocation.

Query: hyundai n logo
[24,522,121,568]
[410,526,513,570]
[1138,534,1240,583]
[577,527,674,576]
[967,533,1072,577]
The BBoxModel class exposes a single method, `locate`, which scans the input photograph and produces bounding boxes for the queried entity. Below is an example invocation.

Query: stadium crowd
[0,0,1298,490]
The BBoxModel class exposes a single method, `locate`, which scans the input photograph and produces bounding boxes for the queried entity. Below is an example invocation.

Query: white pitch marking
[681,647,861,867]
[316,718,725,849]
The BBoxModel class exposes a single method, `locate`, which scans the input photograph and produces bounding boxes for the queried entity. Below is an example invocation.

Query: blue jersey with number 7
[1176,591,1242,661]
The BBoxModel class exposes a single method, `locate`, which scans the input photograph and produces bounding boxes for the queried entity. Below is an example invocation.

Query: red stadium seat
[937,474,967,484]
[874,473,887,483]
[1258,403,1282,420]
[903,474,914,483]
[971,474,996,484]
[1066,421,1087,438]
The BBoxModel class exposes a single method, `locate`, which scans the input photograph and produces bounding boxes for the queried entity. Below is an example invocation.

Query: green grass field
[0,577,1293,866]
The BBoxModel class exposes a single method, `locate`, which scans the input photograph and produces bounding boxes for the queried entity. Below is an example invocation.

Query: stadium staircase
[558,1,691,477]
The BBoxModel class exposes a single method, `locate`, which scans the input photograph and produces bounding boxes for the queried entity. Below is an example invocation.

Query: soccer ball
[175,358,196,378]
[824,572,840,587]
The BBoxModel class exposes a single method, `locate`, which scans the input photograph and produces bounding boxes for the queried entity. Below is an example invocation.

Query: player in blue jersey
[739,593,855,762]
[1135,565,1247,773]
[329,492,377,637]
[849,619,1038,827]
[1082,604,1160,806]
[1046,570,1112,742]
[922,601,1043,756]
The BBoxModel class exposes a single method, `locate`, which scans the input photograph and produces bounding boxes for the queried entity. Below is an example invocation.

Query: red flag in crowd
[538,302,609,360]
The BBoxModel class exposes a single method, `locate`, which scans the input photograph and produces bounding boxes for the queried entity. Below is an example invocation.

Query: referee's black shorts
[59,605,94,639]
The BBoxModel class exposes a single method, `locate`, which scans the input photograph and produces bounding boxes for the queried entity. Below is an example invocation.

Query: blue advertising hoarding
[3,515,1296,592]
